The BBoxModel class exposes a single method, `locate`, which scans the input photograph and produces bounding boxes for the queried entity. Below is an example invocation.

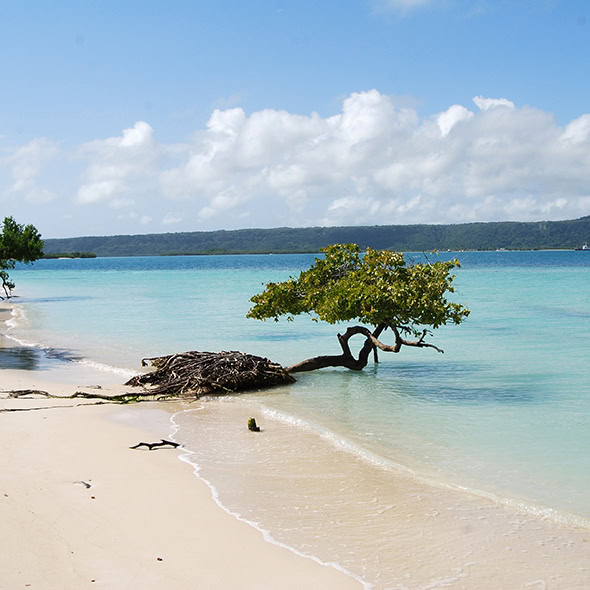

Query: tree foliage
[247,244,470,372]
[0,217,44,299]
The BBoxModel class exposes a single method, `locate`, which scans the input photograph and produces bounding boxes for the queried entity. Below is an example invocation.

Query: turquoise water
[5,251,590,524]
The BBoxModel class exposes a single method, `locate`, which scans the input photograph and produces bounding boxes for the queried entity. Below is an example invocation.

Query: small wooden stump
[248,417,261,432]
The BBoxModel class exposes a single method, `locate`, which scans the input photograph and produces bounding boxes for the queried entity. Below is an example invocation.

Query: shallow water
[4,251,590,587]
[171,397,590,589]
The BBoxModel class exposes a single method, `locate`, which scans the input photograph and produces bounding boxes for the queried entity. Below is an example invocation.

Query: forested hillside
[43,216,590,257]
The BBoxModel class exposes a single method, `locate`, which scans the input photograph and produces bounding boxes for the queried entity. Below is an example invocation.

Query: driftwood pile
[125,350,295,398]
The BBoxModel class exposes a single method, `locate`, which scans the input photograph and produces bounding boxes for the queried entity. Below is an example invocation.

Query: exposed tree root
[3,388,177,404]
[0,399,108,412]
[125,350,295,398]
[2,351,294,411]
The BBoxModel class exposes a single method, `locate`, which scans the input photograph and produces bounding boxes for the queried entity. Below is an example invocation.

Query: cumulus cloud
[2,90,590,236]
[473,96,515,111]
[1,137,59,203]
[152,90,590,227]
[76,121,158,205]
[162,212,182,225]
[437,104,474,136]
[561,114,590,143]
[198,186,247,220]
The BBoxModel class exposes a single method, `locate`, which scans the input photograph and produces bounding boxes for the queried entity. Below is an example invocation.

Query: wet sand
[172,396,590,589]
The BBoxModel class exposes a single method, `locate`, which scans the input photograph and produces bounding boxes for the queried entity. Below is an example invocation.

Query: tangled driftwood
[125,350,295,398]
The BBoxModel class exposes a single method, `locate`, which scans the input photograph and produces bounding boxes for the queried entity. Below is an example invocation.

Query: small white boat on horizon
[574,243,589,250]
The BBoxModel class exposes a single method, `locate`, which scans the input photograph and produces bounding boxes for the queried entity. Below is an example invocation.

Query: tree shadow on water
[374,361,541,405]
[0,345,82,371]
[0,346,43,370]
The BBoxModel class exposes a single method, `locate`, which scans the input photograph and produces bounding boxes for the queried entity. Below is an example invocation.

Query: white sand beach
[0,365,361,589]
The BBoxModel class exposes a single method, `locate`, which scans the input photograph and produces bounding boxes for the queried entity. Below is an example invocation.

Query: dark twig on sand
[74,480,92,489]
[129,439,181,450]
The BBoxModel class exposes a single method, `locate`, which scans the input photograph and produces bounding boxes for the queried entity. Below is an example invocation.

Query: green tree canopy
[0,217,44,299]
[247,244,470,373]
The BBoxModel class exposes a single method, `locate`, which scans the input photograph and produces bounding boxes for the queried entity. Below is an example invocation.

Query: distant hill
[43,216,590,257]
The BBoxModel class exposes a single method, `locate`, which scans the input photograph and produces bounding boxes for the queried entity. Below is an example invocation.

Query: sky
[1,0,589,239]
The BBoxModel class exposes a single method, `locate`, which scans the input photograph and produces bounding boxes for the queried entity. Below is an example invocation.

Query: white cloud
[437,104,474,136]
[325,196,382,225]
[109,197,136,209]
[119,121,153,147]
[116,211,138,221]
[473,96,515,111]
[162,212,182,225]
[78,180,121,204]
[198,186,247,220]
[3,90,590,236]
[561,114,590,143]
[1,137,59,203]
[75,121,159,205]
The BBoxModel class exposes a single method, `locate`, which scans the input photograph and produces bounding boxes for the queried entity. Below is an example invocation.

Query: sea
[3,250,590,588]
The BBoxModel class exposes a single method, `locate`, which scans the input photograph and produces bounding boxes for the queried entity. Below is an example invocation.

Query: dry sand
[0,368,361,590]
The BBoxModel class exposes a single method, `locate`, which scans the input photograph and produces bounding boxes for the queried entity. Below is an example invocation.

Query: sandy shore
[3,301,590,589]
[0,367,361,589]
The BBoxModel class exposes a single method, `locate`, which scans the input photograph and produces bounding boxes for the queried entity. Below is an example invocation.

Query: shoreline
[3,300,590,588]
[171,395,590,589]
[0,349,361,588]
[35,248,589,259]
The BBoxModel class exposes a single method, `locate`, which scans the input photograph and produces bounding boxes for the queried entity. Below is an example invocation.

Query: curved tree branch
[286,322,443,374]
[391,326,445,354]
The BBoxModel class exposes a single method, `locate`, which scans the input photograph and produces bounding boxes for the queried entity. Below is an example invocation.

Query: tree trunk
[285,322,444,374]
[286,323,387,373]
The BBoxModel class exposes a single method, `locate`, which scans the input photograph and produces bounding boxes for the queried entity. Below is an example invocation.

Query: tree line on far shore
[41,216,590,257]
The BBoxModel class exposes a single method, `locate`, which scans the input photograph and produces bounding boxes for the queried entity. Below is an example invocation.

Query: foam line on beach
[3,304,138,379]
[168,408,372,590]
[256,404,590,531]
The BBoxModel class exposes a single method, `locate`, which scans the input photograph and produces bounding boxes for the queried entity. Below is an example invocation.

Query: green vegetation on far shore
[42,251,97,259]
[41,216,590,257]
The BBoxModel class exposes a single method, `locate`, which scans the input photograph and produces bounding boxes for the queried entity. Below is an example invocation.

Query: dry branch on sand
[125,350,295,398]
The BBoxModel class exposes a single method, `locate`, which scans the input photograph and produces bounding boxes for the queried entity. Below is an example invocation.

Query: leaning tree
[247,244,470,373]
[0,216,44,299]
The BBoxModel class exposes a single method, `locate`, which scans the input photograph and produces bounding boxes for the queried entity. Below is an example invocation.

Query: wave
[246,403,590,531]
[3,305,139,379]
[168,408,373,590]
[72,358,139,379]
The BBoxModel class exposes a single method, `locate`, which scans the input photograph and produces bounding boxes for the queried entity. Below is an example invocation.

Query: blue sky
[1,0,589,238]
